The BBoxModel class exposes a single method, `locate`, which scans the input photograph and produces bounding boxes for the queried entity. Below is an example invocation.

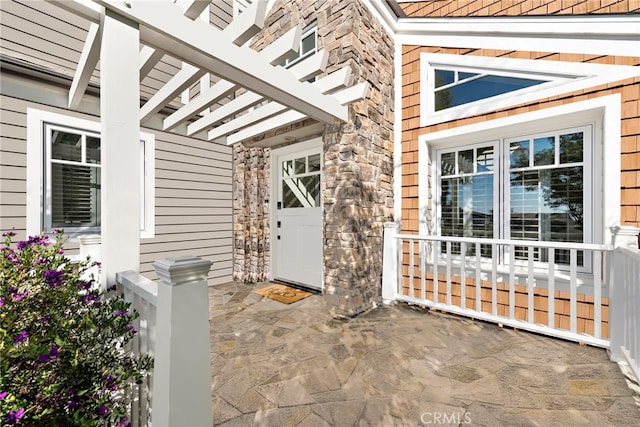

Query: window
[436,125,592,268]
[420,53,640,127]
[284,26,317,69]
[27,109,155,238]
[281,153,321,208]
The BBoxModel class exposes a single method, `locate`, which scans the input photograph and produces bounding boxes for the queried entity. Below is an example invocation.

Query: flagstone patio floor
[209,282,640,426]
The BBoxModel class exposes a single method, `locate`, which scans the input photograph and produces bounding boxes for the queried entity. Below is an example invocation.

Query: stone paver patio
[209,282,640,426]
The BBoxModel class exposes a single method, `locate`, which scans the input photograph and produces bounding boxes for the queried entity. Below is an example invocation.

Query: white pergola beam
[178,0,211,20]
[188,49,328,136]
[140,63,205,122]
[139,45,165,79]
[209,67,352,141]
[45,0,101,22]
[163,26,301,132]
[226,82,369,145]
[224,0,267,46]
[68,22,101,109]
[93,0,348,123]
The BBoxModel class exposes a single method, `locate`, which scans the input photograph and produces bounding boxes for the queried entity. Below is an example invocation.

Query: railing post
[608,225,640,362]
[382,222,400,305]
[152,256,213,427]
[78,234,101,286]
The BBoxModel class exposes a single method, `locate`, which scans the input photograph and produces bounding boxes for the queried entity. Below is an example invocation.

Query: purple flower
[38,353,50,362]
[41,316,49,323]
[98,405,110,417]
[5,408,25,425]
[34,257,46,265]
[38,346,59,362]
[0,391,7,399]
[50,346,59,357]
[2,231,16,237]
[0,297,4,308]
[115,310,129,317]
[14,330,28,343]
[44,269,65,287]
[126,324,136,334]
[117,416,131,427]
[12,292,27,302]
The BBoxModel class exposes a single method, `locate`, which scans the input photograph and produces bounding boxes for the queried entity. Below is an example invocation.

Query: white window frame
[27,108,155,239]
[285,25,318,68]
[418,95,621,277]
[420,53,640,127]
[435,125,594,273]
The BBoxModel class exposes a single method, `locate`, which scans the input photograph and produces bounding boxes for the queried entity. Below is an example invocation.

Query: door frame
[269,137,323,289]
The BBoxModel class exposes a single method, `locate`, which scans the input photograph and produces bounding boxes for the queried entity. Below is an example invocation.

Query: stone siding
[232,145,270,283]
[233,0,394,317]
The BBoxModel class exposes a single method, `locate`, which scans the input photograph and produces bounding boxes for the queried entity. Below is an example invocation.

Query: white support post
[100,10,141,288]
[608,225,640,362]
[382,222,400,305]
[152,256,213,427]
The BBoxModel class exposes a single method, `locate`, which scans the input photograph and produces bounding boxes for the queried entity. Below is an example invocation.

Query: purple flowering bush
[0,230,152,426]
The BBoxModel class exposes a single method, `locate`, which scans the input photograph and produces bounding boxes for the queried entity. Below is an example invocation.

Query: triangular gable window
[434,69,550,111]
[420,53,640,126]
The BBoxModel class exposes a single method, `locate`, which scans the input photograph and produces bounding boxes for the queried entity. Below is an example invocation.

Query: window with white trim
[27,109,155,238]
[420,53,640,127]
[285,26,317,69]
[437,125,592,270]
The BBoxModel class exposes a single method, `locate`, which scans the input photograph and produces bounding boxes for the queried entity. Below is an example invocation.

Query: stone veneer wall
[236,0,394,317]
[232,145,270,283]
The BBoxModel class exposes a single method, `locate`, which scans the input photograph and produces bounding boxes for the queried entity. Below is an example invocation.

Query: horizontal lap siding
[401,0,640,17]
[144,132,233,285]
[0,94,233,285]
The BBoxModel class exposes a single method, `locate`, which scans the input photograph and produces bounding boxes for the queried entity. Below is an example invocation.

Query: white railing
[116,271,158,427]
[113,256,213,427]
[609,234,640,384]
[382,223,614,348]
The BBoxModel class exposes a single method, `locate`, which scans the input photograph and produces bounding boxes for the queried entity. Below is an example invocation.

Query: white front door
[274,143,323,290]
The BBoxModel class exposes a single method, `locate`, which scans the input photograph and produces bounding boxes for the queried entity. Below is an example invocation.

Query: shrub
[0,230,152,426]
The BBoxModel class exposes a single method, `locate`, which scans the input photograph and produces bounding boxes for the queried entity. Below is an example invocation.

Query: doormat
[253,284,312,304]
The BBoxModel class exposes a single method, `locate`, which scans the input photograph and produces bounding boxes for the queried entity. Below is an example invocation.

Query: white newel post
[100,10,141,289]
[382,222,400,305]
[608,225,640,362]
[152,256,213,427]
[78,234,101,285]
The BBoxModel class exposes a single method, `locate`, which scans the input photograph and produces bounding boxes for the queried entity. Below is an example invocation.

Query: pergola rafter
[50,0,365,145]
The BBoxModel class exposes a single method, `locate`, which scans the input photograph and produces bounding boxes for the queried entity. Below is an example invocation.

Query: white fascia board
[189,50,329,136]
[208,67,352,141]
[163,27,301,131]
[93,0,347,123]
[68,22,101,109]
[419,53,640,127]
[139,45,165,79]
[225,83,368,145]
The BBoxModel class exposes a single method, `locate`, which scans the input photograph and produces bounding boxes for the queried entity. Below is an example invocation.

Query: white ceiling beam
[93,0,348,123]
[226,82,369,145]
[188,50,329,136]
[139,0,268,123]
[208,68,352,141]
[139,45,165,79]
[177,0,211,20]
[140,63,205,122]
[68,21,101,109]
[163,26,301,131]
[45,0,101,23]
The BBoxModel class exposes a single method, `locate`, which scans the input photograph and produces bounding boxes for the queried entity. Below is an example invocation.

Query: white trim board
[419,53,640,127]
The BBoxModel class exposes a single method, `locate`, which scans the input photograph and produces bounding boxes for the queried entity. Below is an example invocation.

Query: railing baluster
[420,240,426,301]
[491,243,497,316]
[446,241,452,306]
[548,248,555,329]
[594,251,602,338]
[475,242,481,312]
[460,242,466,309]
[527,246,534,323]
[409,239,415,298]
[433,241,439,304]
[570,249,577,333]
[509,244,515,320]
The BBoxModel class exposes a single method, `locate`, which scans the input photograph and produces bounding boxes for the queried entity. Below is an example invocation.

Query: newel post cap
[152,256,212,286]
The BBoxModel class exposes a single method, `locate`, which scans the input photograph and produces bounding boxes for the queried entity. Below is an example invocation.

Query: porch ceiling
[48,0,368,145]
